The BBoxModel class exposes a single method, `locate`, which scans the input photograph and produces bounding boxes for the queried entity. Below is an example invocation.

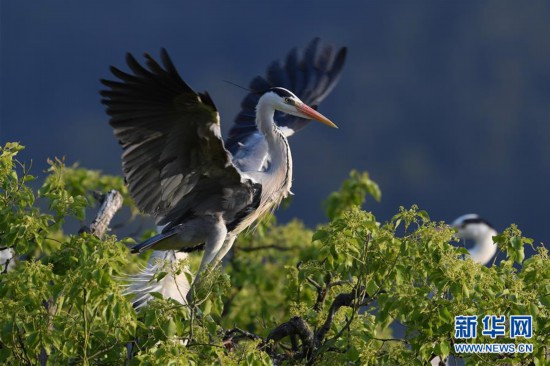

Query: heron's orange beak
[296,102,338,128]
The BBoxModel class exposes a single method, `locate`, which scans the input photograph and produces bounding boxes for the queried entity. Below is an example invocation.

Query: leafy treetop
[0,142,548,365]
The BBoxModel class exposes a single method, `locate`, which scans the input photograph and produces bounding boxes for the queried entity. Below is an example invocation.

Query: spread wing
[101,49,260,229]
[225,37,347,169]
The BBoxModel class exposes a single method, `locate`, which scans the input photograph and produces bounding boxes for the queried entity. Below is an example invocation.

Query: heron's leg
[187,218,233,304]
[212,234,237,265]
[197,219,228,273]
[188,216,227,289]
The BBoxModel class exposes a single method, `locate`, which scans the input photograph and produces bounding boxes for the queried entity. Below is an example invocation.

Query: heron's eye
[284,97,293,104]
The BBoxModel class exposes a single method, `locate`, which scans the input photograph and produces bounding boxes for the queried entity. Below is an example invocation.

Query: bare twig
[306,277,325,312]
[186,342,225,349]
[307,273,351,312]
[371,337,408,344]
[224,327,264,347]
[80,190,123,238]
[238,244,292,252]
[38,298,58,366]
[16,328,32,365]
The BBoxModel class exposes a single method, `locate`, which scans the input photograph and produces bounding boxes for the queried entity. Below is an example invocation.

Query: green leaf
[149,292,163,299]
[438,307,452,323]
[439,340,450,359]
[312,229,328,242]
[164,319,177,337]
[366,278,378,296]
[203,299,212,316]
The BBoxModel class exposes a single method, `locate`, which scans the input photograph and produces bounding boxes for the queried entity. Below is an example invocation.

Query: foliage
[0,142,548,365]
[323,170,381,220]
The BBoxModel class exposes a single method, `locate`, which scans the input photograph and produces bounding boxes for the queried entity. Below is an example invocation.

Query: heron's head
[261,87,338,128]
[451,214,496,241]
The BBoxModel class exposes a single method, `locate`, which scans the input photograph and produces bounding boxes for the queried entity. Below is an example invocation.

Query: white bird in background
[0,248,15,274]
[431,215,498,365]
[101,38,346,308]
[451,214,498,265]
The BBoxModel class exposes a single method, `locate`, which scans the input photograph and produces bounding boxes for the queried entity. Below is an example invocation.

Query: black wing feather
[225,37,347,153]
[101,50,260,228]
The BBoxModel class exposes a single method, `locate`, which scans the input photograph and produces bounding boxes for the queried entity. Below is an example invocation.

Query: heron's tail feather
[125,250,191,309]
[130,231,180,253]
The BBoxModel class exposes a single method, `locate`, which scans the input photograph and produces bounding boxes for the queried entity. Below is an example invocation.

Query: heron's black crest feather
[268,87,295,98]
[462,217,495,230]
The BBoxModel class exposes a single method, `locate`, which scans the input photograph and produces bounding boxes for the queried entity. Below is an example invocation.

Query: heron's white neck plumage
[453,214,498,265]
[253,94,293,208]
[466,227,498,265]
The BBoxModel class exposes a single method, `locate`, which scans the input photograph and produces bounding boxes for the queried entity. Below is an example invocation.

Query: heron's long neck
[255,99,292,202]
[469,228,498,265]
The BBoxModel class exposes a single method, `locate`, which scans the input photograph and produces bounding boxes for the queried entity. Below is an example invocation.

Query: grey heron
[101,39,346,306]
[430,214,498,365]
[452,214,498,265]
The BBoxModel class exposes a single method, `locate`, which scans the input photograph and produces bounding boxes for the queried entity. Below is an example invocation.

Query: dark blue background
[2,1,549,249]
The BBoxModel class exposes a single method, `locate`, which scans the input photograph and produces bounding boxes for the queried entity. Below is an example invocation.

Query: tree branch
[315,290,358,344]
[307,273,351,312]
[79,190,123,238]
[222,327,264,351]
[238,244,292,252]
[224,327,264,343]
[265,316,314,359]
[306,277,325,312]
